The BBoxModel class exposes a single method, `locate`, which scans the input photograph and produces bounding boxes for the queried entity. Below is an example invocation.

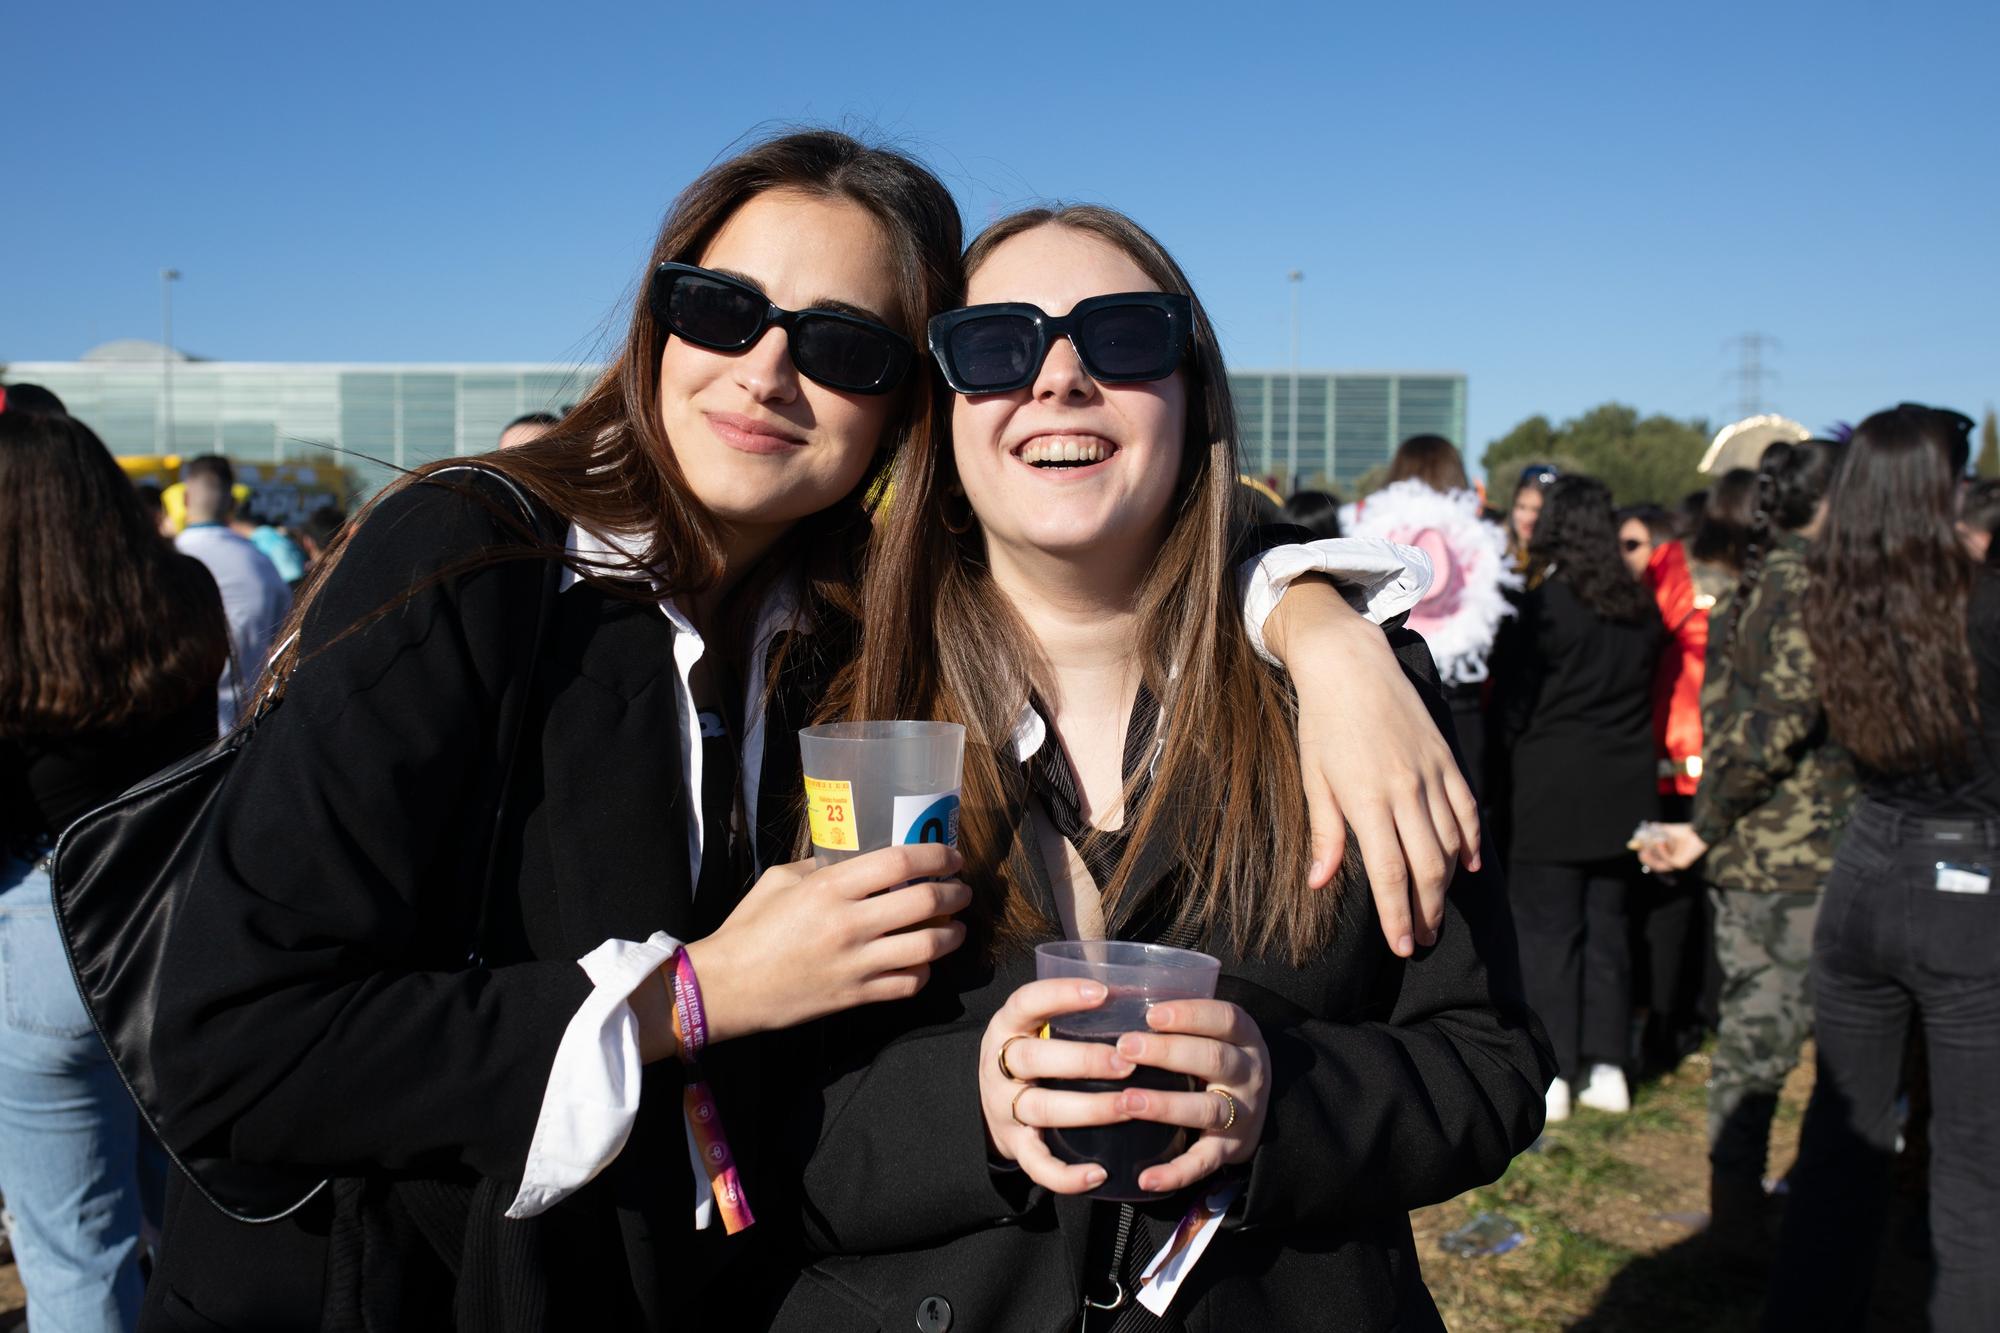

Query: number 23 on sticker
[805,776,858,852]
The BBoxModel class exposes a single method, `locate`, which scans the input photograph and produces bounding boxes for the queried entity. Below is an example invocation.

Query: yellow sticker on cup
[805,776,858,851]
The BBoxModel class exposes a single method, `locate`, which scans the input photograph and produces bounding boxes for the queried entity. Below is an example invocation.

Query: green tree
[1481,402,1710,506]
[1978,407,1999,479]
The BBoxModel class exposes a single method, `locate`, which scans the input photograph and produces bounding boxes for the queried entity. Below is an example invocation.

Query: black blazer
[764,633,1555,1333]
[140,473,823,1332]
[1491,575,1663,864]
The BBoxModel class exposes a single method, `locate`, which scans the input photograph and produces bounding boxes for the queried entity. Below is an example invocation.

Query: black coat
[140,473,823,1332]
[764,633,1555,1333]
[1492,575,1663,864]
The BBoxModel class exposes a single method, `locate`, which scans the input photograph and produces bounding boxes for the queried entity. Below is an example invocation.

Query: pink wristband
[667,948,754,1234]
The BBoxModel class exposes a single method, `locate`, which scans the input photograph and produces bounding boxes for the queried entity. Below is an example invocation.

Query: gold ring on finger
[998,1033,1032,1083]
[1010,1085,1034,1128]
[1209,1087,1238,1132]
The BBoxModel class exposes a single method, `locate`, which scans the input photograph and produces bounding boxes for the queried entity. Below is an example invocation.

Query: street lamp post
[1286,269,1303,493]
[160,268,181,455]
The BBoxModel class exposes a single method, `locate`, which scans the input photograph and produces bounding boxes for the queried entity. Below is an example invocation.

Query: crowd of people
[0,127,1991,1333]
[1478,409,1994,1330]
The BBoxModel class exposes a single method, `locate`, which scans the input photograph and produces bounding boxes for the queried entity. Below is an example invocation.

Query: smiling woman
[769,204,1553,1333]
[129,130,979,1332]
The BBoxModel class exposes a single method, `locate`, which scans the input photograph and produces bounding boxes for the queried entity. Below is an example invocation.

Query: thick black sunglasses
[647,262,914,395]
[927,292,1193,395]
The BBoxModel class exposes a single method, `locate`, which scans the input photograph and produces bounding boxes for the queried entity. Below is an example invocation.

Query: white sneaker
[1545,1077,1572,1123]
[1577,1062,1631,1113]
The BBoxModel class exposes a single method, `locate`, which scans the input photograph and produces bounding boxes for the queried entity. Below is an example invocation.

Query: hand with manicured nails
[980,979,1126,1193]
[674,845,970,1051]
[1116,999,1270,1193]
[1266,580,1481,958]
[980,981,1269,1195]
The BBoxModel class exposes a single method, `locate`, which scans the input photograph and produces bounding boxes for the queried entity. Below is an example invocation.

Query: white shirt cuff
[1238,538,1436,666]
[505,931,683,1220]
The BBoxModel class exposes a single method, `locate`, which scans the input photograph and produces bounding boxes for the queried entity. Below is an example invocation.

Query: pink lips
[707,411,806,455]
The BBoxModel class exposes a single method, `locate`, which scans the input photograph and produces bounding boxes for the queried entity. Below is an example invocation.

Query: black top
[1492,574,1664,863]
[1028,681,1159,889]
[766,630,1555,1333]
[1864,566,2000,818]
[1,697,215,855]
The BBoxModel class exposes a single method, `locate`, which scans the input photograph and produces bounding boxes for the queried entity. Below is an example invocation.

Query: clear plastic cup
[1033,940,1222,1200]
[798,721,966,866]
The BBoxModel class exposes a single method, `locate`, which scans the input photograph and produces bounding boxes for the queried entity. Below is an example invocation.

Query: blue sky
[6,0,1994,469]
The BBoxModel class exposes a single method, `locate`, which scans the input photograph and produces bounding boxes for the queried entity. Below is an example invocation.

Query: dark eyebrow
[711,267,895,328]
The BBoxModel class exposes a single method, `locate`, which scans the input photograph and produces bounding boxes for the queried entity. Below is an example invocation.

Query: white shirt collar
[1006,704,1047,763]
[559,523,654,595]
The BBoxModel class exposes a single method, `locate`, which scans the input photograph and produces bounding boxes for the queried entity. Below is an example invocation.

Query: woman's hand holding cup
[679,843,969,1048]
[979,979,1136,1194]
[1114,999,1270,1193]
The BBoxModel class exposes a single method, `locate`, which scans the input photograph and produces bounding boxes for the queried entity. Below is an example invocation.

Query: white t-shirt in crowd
[175,523,293,729]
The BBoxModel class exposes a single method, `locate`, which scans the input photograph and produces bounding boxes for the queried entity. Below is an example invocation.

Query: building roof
[80,339,195,363]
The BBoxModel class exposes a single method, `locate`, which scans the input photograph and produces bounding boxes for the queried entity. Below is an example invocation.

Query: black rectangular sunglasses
[648,262,914,395]
[927,291,1193,395]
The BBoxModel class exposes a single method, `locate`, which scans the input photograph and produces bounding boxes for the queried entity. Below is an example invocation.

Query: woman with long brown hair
[131,132,1477,1331]
[766,205,1551,1331]
[135,130,984,1331]
[0,407,227,1332]
[1767,404,1998,1332]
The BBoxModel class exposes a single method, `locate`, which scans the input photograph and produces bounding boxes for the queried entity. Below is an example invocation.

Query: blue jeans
[1766,800,2000,1332]
[0,857,143,1332]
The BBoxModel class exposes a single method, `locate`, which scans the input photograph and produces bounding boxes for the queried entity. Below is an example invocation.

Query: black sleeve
[785,1013,1039,1255]
[149,475,594,1180]
[1238,630,1553,1228]
[1490,587,1544,750]
[1235,863,1552,1229]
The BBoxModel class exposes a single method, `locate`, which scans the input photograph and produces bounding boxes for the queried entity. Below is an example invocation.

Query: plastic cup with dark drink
[798,721,966,867]
[1034,940,1222,1201]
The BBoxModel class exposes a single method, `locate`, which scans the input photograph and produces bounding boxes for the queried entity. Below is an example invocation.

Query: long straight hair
[1806,406,1977,775]
[839,205,1339,964]
[260,130,963,699]
[0,410,227,736]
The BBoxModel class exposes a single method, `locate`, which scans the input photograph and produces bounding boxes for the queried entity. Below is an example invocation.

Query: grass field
[1413,1043,1928,1331]
[1,1044,1929,1330]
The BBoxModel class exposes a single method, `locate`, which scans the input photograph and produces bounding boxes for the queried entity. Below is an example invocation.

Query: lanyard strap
[668,948,755,1233]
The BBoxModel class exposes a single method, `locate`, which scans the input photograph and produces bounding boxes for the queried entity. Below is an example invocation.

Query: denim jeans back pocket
[1918,859,2000,979]
[0,902,96,1040]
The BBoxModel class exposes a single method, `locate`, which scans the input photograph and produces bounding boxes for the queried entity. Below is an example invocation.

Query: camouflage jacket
[1691,535,1856,893]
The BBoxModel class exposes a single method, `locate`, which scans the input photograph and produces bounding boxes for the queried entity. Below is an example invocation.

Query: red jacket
[1646,541,1707,796]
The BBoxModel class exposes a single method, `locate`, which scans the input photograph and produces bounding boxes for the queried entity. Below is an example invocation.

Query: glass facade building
[7,345,1465,498]
[1227,370,1467,490]
[7,344,599,497]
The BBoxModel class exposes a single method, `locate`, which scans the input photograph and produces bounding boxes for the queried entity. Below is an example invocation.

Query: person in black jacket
[130,135,1493,1333]
[0,408,227,1332]
[1492,474,1663,1122]
[766,205,1552,1332]
[135,130,985,1333]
